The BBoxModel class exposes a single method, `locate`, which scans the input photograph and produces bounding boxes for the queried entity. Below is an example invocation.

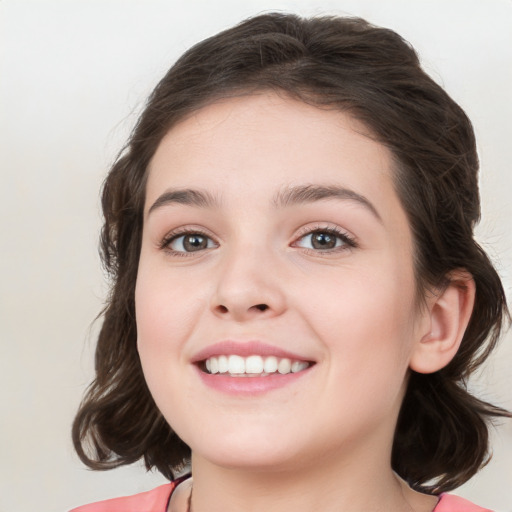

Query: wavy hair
[72,12,510,493]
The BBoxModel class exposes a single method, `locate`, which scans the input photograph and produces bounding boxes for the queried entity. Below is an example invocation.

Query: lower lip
[195,366,312,396]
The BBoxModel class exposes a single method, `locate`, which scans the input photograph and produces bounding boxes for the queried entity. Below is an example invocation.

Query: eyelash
[292,225,357,254]
[159,225,357,256]
[159,227,218,257]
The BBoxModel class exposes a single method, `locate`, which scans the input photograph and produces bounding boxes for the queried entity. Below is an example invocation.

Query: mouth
[192,341,316,383]
[193,342,315,395]
[199,355,313,377]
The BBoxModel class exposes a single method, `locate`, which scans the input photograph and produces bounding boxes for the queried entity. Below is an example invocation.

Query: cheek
[135,282,173,353]
[302,257,417,379]
[135,259,202,348]
[135,264,187,387]
[134,267,196,426]
[134,256,217,401]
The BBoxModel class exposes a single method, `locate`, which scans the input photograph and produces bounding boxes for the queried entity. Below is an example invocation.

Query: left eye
[168,233,216,252]
[295,230,350,251]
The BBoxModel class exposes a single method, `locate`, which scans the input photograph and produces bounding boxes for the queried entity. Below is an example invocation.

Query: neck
[185,444,435,512]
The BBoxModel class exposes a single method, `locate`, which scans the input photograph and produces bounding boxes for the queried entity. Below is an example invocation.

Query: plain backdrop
[1,1,511,511]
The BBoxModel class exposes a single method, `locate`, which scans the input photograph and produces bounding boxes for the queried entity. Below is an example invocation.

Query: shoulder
[435,493,493,512]
[69,482,175,512]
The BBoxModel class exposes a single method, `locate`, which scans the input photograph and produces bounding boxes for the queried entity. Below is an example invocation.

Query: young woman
[71,13,510,512]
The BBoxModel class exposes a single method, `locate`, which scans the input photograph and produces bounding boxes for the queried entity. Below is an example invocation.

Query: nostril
[214,303,270,316]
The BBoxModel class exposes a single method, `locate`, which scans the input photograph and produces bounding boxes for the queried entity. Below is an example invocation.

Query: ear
[409,271,476,374]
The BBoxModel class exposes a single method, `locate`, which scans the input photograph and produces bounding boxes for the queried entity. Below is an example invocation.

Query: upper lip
[191,341,313,363]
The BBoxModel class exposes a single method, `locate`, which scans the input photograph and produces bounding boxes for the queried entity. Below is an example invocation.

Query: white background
[1,1,511,511]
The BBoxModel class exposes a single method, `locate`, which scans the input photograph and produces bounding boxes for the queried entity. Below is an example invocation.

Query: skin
[135,93,470,511]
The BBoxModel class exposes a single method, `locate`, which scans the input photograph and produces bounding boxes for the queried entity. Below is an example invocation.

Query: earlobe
[409,271,476,374]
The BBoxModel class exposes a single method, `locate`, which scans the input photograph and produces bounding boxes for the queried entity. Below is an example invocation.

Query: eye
[294,228,356,251]
[163,231,217,253]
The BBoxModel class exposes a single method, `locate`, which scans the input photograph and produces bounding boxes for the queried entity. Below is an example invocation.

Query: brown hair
[72,12,510,493]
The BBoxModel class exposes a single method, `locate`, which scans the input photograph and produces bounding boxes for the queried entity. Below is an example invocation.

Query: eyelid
[159,226,219,254]
[291,224,358,251]
[157,223,357,256]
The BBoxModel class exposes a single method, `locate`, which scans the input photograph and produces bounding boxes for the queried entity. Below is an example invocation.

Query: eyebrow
[273,184,382,222]
[147,184,382,222]
[148,188,220,216]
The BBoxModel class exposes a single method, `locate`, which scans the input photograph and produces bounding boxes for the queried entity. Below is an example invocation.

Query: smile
[203,355,311,376]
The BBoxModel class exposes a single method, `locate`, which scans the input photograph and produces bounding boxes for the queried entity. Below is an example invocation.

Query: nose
[210,244,287,322]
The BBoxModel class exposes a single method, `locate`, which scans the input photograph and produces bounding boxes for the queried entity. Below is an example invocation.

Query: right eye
[164,232,217,253]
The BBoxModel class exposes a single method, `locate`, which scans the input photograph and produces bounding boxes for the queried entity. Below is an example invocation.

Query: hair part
[73,12,510,492]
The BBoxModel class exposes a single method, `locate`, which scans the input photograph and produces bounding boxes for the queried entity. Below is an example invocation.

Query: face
[135,93,430,474]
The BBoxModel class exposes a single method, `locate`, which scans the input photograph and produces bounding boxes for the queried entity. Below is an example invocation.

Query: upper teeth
[204,355,309,376]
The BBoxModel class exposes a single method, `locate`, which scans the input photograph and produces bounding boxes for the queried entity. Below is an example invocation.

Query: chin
[198,450,305,473]
[189,430,312,472]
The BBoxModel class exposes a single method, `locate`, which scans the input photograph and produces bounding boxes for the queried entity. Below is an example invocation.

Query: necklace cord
[186,485,193,512]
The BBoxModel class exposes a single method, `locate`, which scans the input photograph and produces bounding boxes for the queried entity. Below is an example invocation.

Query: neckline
[166,475,444,512]
[166,473,192,511]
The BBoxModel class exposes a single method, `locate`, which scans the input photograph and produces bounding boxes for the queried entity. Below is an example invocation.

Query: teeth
[218,355,229,373]
[278,358,291,374]
[245,355,264,374]
[209,357,219,374]
[291,361,308,373]
[203,355,310,376]
[263,356,278,373]
[228,355,245,374]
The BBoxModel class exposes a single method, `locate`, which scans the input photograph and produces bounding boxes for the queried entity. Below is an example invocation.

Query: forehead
[146,93,403,225]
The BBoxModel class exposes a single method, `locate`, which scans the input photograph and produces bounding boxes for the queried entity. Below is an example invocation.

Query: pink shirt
[69,482,493,512]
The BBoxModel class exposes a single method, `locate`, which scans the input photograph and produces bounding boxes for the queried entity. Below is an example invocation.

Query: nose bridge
[211,237,286,320]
